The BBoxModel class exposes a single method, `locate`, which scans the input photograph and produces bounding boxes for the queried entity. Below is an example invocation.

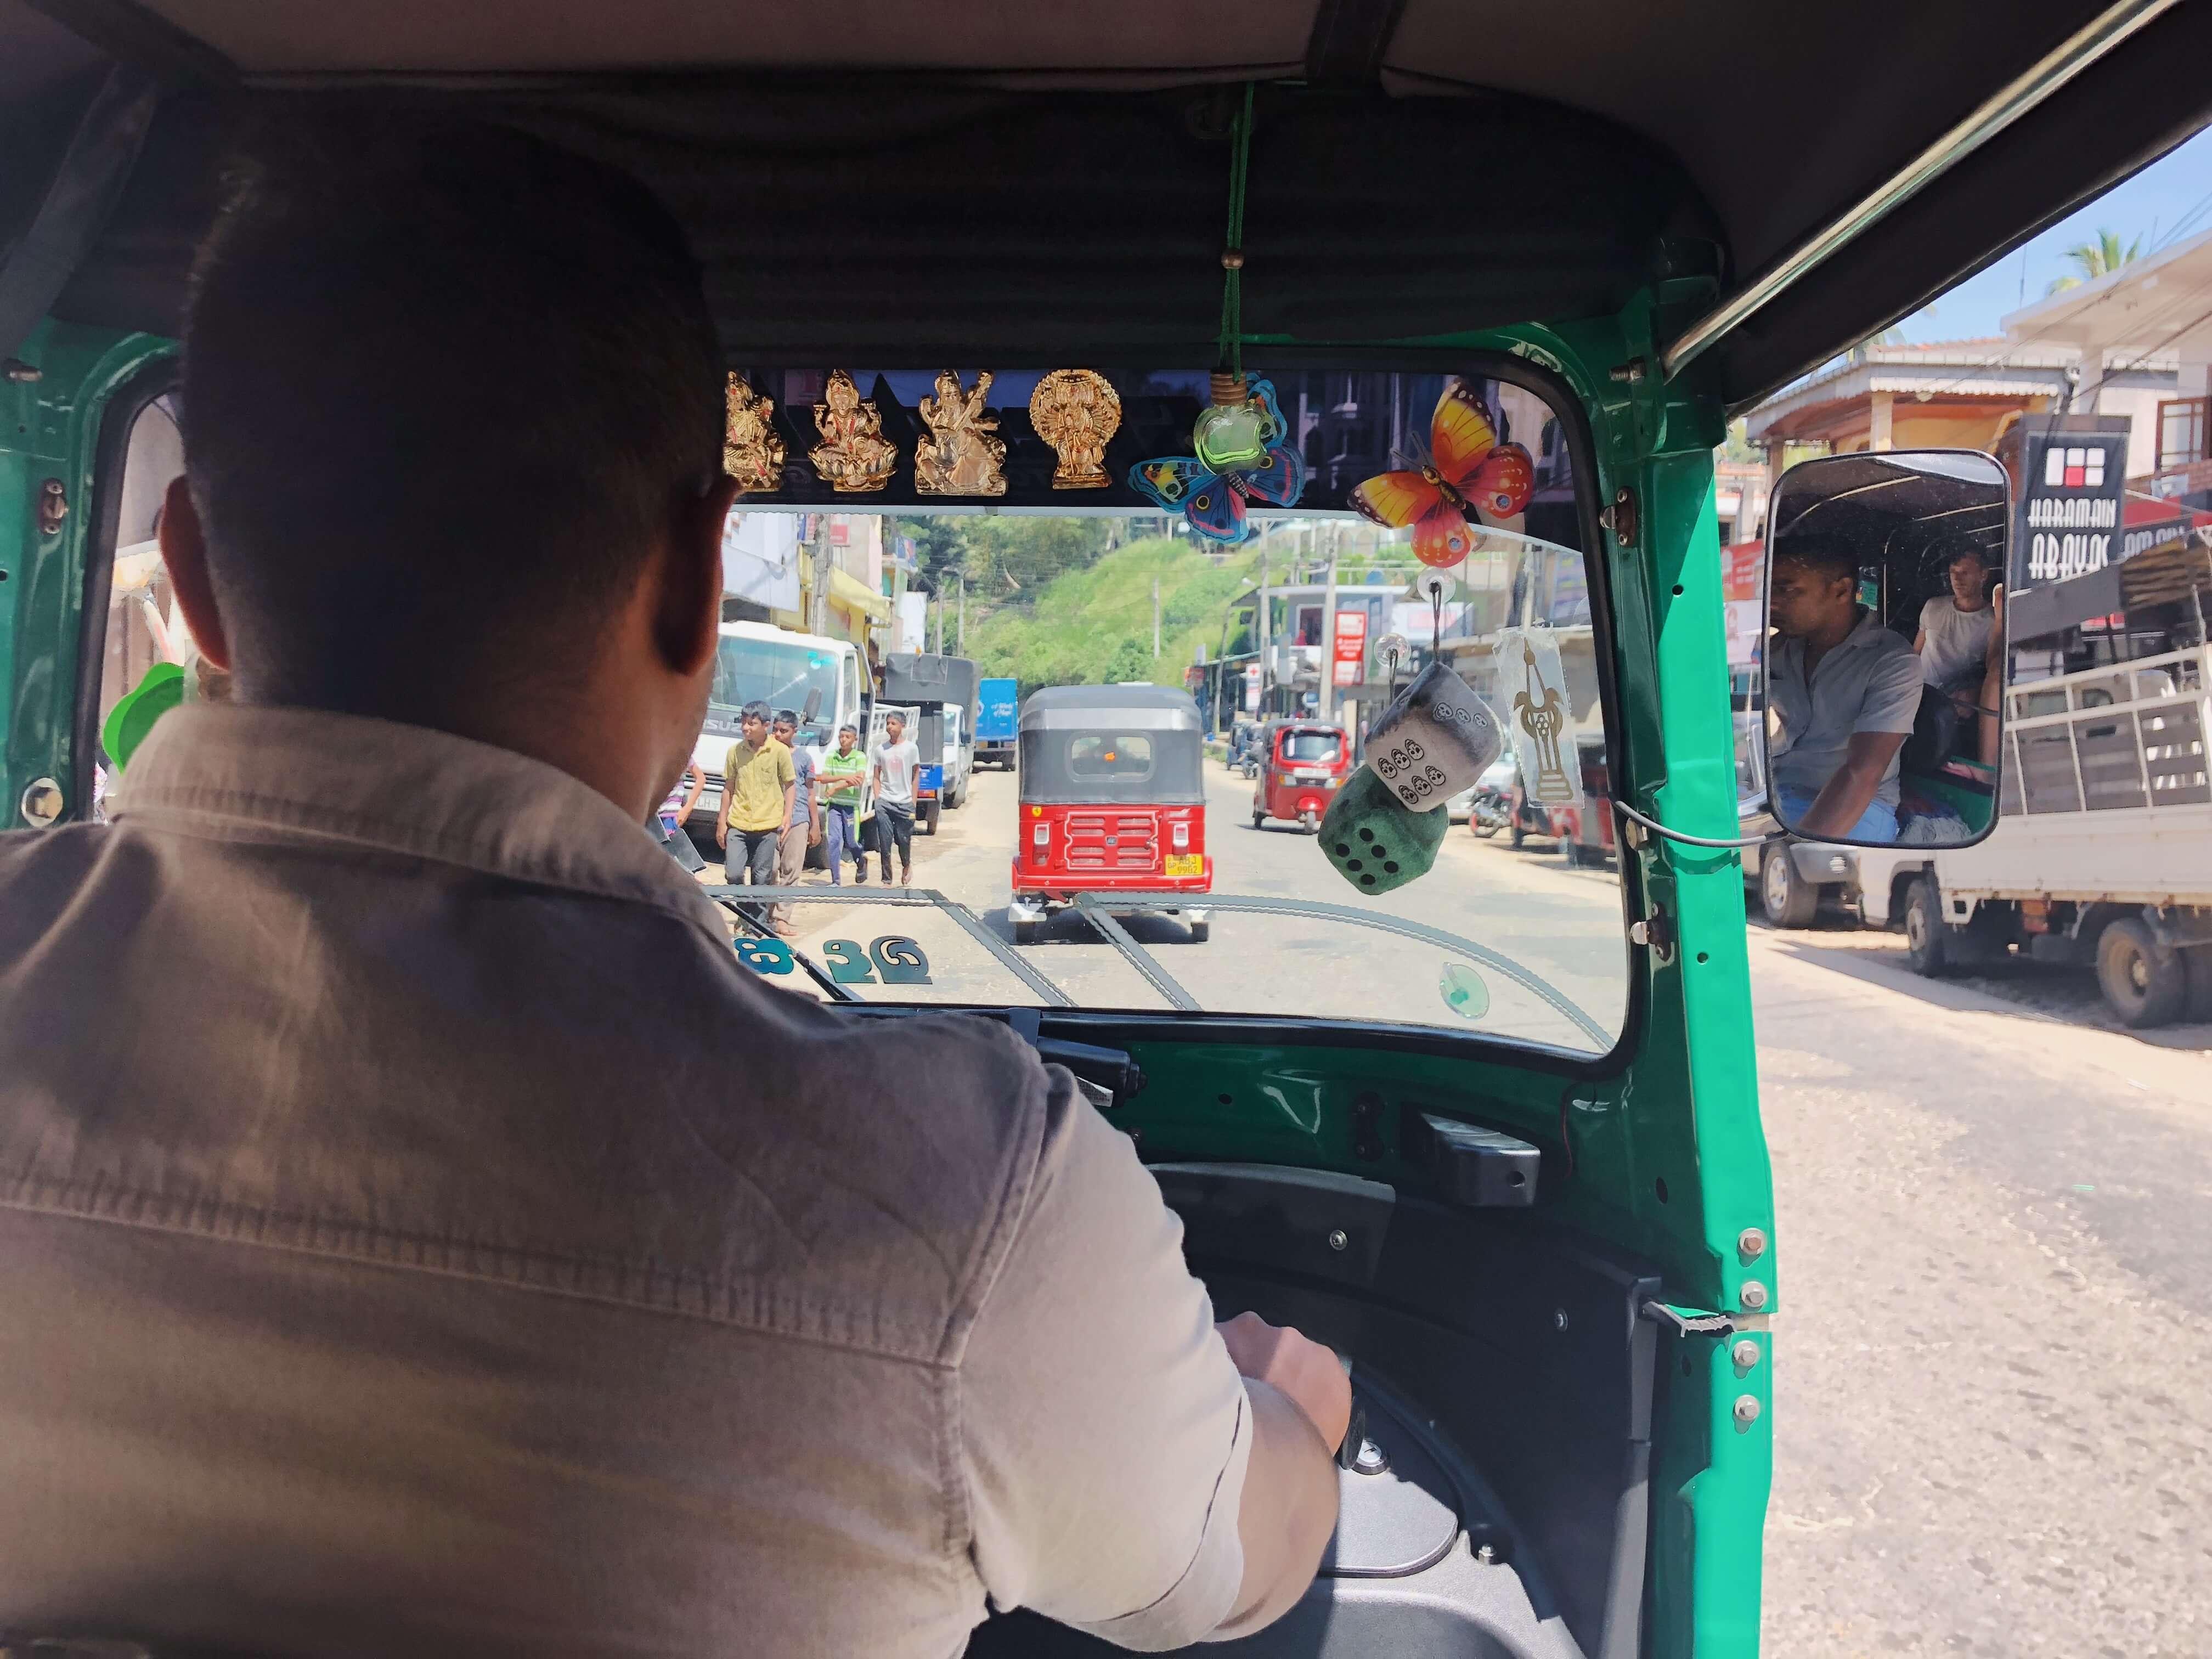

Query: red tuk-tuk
[1007,685,1212,945]
[1249,719,1350,834]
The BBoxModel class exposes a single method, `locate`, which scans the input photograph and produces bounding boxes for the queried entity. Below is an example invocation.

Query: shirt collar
[113,703,729,941]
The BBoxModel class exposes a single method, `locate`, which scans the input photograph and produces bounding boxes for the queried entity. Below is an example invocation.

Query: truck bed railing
[2003,646,2208,818]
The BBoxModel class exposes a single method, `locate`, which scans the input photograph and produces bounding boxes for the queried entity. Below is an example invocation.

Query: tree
[1101,635,1154,685]
[2047,228,2142,294]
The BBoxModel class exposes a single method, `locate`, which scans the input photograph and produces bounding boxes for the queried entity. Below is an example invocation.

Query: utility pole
[1152,576,1161,658]
[957,574,966,653]
[1321,524,1341,729]
[933,590,944,654]
[809,514,833,638]
[1255,545,1269,716]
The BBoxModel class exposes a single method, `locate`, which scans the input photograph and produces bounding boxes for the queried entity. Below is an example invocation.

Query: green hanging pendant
[1192,371,1271,471]
[1317,768,1450,895]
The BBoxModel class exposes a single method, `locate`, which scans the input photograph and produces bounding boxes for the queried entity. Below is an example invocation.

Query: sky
[1898,126,2212,342]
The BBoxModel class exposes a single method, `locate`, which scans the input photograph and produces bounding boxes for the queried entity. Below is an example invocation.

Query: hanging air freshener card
[1501,628,1582,808]
[1364,659,1506,813]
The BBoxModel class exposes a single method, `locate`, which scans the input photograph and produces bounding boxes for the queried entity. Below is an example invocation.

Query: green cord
[1217,82,1255,379]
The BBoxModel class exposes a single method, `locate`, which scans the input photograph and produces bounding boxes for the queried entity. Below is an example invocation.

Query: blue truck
[974,676,1019,771]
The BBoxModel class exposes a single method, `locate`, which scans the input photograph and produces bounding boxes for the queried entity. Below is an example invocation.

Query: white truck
[1763,627,2211,1028]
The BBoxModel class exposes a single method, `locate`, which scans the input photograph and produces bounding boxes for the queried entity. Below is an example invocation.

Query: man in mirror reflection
[1766,532,1923,842]
[1913,540,2004,766]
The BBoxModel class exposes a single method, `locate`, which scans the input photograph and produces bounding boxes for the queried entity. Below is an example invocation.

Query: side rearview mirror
[1755,449,2009,850]
[802,686,825,724]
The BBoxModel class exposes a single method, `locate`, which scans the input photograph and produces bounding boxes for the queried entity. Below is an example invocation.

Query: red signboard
[1333,610,1369,687]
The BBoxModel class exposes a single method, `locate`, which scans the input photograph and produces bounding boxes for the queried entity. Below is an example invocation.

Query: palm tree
[2047,228,2142,294]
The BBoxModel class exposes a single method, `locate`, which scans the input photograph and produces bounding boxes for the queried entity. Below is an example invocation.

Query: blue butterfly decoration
[1127,377,1307,546]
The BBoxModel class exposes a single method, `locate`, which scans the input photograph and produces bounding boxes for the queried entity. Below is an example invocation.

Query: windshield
[688,368,1623,1054]
[1280,731,1342,764]
[712,636,840,747]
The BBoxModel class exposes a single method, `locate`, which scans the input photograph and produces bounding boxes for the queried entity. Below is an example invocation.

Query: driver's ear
[655,472,740,679]
[159,476,232,671]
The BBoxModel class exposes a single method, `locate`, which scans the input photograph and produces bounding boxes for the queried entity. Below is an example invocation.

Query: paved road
[726,757,2212,1656]
[1751,921,2212,1659]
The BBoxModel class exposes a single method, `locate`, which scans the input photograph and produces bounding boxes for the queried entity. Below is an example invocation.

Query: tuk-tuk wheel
[1300,810,1317,834]
[1013,918,1039,947]
[1251,810,1266,830]
[1188,919,1210,944]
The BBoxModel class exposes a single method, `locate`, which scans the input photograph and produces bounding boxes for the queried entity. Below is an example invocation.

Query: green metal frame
[0,299,1773,1657]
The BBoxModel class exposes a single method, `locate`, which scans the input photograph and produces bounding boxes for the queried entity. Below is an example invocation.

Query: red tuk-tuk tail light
[1032,822,1050,847]
[1172,822,1190,850]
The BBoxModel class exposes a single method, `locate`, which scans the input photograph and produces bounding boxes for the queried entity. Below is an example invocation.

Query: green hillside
[966,536,1255,698]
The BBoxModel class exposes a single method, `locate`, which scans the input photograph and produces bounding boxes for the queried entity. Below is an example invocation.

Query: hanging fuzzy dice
[1366,661,1507,812]
[1318,770,1449,895]
[1350,380,1535,567]
[1318,661,1505,895]
[1127,374,1305,546]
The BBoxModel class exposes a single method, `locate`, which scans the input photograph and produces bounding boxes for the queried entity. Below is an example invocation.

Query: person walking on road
[818,723,868,885]
[768,709,822,932]
[870,710,919,886]
[716,701,794,911]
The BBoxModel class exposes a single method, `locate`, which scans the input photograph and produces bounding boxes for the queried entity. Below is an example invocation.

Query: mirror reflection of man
[1912,541,2004,765]
[1766,532,1923,843]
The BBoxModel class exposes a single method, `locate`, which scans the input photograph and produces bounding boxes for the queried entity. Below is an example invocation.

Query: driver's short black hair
[1772,530,1858,586]
[181,116,721,712]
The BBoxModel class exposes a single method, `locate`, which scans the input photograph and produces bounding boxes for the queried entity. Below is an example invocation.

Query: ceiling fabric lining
[9,0,2212,406]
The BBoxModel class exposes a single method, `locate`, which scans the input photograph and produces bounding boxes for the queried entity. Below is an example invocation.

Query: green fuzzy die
[1318,768,1449,895]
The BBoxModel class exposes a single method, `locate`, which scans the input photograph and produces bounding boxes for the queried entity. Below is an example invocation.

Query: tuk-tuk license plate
[1164,854,1203,878]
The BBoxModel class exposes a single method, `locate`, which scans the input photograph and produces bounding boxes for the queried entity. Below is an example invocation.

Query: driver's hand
[1215,1312,1353,1452]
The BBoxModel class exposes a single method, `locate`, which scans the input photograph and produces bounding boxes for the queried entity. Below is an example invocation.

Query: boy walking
[818,724,868,885]
[715,701,794,908]
[870,712,920,886]
[768,709,822,932]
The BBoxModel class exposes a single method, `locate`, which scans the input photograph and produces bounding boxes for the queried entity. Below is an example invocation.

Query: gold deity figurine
[808,370,899,493]
[1029,369,1121,489]
[913,370,1007,496]
[723,374,786,494]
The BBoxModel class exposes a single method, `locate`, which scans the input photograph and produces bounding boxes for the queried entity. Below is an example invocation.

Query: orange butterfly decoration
[1350,382,1536,568]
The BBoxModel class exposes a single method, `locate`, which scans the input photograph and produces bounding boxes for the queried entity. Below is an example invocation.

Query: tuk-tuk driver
[0,121,1347,1656]
[1765,531,1924,842]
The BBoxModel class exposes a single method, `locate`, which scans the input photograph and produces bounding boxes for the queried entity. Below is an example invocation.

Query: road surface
[710,757,2212,1656]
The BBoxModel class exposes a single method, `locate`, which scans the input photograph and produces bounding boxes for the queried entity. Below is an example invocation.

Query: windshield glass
[1281,730,1342,764]
[685,368,1625,1054]
[711,635,841,747]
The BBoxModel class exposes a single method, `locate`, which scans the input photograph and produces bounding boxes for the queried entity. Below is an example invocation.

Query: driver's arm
[961,1071,1343,1649]
[1796,730,1906,838]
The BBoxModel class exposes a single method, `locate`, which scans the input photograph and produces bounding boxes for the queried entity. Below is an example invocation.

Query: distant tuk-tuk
[1007,685,1211,945]
[1250,719,1349,834]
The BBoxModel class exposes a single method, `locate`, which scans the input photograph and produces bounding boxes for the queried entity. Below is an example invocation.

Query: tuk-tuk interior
[9,4,2212,1657]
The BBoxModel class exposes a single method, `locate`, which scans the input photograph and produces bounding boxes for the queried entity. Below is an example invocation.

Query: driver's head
[1768,532,1859,638]
[163,117,737,811]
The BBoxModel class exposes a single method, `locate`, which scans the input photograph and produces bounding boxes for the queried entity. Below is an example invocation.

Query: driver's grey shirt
[0,705,1252,1657]
[1767,606,1923,808]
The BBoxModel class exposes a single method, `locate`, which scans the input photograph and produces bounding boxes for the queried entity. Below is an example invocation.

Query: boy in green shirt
[818,724,869,885]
